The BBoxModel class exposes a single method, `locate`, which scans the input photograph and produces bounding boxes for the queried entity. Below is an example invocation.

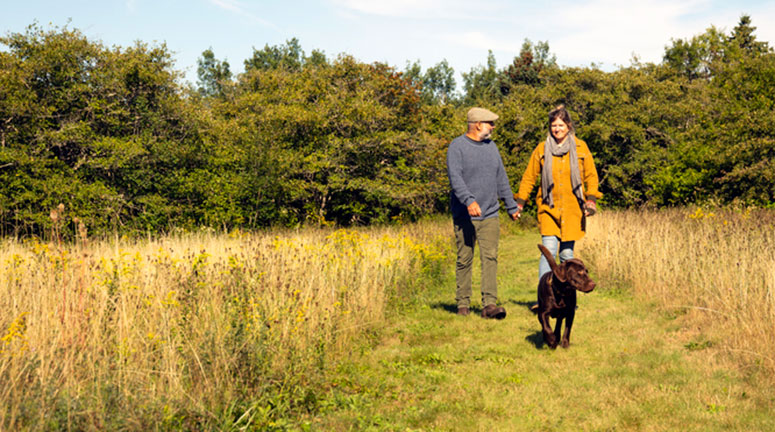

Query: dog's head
[537,244,596,293]
[557,259,596,293]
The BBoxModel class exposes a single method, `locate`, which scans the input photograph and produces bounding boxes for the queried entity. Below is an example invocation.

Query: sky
[2,0,775,90]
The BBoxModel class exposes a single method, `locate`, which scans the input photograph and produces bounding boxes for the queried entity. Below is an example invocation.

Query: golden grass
[578,207,775,378]
[0,220,450,429]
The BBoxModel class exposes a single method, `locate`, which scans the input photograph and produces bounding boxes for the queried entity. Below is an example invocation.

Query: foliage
[210,54,448,227]
[501,39,557,92]
[0,23,207,236]
[244,37,305,72]
[0,27,447,235]
[403,59,457,105]
[1,16,775,236]
[421,59,457,104]
[462,50,501,104]
[196,47,232,98]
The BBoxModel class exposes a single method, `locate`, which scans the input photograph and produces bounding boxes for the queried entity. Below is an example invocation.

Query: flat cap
[466,107,499,122]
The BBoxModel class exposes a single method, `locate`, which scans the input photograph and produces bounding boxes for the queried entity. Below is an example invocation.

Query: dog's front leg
[561,310,575,348]
[554,316,564,348]
[538,312,557,348]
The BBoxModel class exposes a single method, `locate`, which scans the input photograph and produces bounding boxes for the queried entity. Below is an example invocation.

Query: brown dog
[536,244,595,349]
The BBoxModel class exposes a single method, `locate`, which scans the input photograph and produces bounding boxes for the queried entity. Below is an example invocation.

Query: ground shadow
[431,302,460,314]
[525,330,545,349]
[432,300,536,315]
[507,299,538,313]
[430,302,483,316]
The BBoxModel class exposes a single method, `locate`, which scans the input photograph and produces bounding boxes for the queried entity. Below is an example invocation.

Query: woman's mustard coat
[514,137,602,241]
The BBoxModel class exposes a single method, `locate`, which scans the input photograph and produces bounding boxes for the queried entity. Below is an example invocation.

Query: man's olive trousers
[453,216,499,309]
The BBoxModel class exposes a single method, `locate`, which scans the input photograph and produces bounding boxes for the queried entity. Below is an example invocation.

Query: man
[446,107,519,319]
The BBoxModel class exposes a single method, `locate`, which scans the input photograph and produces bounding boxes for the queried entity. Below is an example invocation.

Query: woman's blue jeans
[539,236,575,279]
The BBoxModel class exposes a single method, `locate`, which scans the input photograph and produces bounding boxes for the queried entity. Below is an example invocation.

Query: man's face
[478,121,495,140]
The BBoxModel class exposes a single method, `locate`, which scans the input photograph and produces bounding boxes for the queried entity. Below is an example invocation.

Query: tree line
[0,16,772,237]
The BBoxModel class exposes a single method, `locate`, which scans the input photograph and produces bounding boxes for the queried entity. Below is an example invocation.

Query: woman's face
[550,117,570,143]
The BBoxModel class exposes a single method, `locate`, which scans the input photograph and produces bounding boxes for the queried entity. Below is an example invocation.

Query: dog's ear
[554,262,568,283]
[538,244,566,283]
[538,244,562,277]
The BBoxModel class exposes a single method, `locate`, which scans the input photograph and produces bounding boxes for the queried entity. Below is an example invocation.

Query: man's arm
[446,143,476,208]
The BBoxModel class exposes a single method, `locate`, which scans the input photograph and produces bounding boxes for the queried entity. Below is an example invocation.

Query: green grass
[306,223,775,431]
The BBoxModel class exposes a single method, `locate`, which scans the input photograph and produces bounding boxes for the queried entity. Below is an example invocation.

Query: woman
[513,105,601,299]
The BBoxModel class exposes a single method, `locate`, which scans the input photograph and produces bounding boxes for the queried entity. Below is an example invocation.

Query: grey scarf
[541,133,585,208]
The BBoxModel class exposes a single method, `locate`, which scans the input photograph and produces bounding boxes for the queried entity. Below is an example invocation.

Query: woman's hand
[584,200,597,216]
[512,203,523,220]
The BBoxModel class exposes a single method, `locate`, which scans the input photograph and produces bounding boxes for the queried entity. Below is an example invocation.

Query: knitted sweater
[446,134,518,221]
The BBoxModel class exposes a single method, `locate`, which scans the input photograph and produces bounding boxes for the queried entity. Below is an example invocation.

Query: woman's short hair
[548,105,574,132]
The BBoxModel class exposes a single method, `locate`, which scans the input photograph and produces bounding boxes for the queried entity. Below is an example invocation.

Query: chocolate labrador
[536,244,596,349]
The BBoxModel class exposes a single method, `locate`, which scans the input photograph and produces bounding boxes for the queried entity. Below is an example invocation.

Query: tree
[402,59,423,88]
[306,49,328,68]
[226,54,445,226]
[422,59,456,104]
[729,14,771,56]
[663,26,727,80]
[0,23,212,235]
[462,50,500,104]
[244,37,304,71]
[709,18,775,205]
[501,39,556,91]
[197,48,232,98]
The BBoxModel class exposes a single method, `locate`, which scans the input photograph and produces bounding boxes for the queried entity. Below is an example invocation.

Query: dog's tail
[538,244,565,282]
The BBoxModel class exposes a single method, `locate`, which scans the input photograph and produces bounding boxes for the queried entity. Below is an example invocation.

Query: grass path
[310,228,775,431]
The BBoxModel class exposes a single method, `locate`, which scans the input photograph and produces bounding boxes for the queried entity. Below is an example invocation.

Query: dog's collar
[550,275,571,296]
[549,276,567,308]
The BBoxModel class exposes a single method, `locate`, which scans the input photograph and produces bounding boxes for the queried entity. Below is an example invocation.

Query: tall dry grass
[578,207,775,377]
[0,217,450,430]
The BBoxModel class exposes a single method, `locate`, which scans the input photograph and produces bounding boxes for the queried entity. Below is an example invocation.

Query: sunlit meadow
[0,212,450,430]
[578,207,775,378]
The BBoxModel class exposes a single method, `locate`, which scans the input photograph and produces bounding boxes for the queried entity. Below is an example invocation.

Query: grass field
[579,207,775,376]
[0,219,450,430]
[311,212,775,430]
[2,209,774,430]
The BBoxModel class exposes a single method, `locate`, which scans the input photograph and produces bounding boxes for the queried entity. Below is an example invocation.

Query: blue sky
[3,0,774,89]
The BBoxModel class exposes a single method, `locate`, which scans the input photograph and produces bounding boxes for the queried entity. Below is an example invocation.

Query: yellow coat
[515,137,602,241]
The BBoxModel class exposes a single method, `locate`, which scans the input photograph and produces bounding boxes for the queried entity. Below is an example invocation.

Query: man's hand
[511,204,523,220]
[467,201,482,217]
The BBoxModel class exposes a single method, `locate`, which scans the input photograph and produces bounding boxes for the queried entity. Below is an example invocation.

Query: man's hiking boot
[481,304,506,319]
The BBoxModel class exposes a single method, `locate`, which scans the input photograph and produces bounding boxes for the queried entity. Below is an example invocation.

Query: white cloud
[543,0,732,67]
[325,0,775,74]
[329,0,505,20]
[332,0,443,17]
[440,31,523,53]
[210,0,243,14]
[209,0,280,30]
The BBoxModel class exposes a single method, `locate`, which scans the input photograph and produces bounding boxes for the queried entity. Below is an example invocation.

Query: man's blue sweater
[446,134,518,221]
